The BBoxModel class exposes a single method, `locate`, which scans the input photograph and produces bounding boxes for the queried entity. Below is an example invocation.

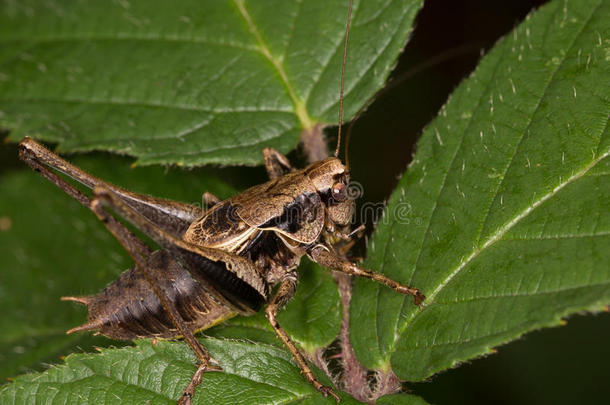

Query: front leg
[265,272,340,402]
[262,147,293,179]
[308,246,425,305]
[324,224,366,256]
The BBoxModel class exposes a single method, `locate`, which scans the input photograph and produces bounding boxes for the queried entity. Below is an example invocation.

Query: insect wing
[184,200,258,253]
[231,171,325,244]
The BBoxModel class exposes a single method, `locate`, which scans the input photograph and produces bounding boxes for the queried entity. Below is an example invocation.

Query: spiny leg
[262,147,293,180]
[19,140,93,209]
[264,272,340,402]
[20,140,218,398]
[89,197,221,403]
[93,187,269,334]
[18,137,202,236]
[308,246,425,305]
[177,364,209,405]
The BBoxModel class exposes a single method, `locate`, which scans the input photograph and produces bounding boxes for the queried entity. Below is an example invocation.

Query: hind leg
[90,186,273,403]
[86,199,212,360]
[19,137,201,236]
[88,199,221,402]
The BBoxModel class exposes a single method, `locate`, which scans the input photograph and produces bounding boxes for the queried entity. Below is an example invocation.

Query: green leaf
[350,0,610,380]
[0,339,365,404]
[378,393,430,405]
[0,1,425,398]
[0,0,423,165]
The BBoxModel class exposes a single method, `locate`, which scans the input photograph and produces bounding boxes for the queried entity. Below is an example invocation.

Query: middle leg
[264,271,340,402]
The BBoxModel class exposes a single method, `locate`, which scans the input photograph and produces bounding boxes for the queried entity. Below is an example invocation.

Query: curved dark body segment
[174,246,266,312]
[71,250,239,340]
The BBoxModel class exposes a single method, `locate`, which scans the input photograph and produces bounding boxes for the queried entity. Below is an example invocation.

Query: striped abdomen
[63,249,248,339]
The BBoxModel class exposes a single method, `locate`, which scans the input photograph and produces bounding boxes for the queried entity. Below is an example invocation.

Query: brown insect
[18,0,424,402]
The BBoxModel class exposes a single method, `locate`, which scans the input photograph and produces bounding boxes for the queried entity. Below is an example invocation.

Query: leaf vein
[0,35,260,52]
[402,149,610,344]
[433,279,610,308]
[411,280,610,350]
[232,0,313,130]
[476,0,603,247]
[504,231,610,241]
[0,96,294,114]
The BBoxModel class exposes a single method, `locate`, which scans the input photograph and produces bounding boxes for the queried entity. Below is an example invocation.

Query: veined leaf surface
[0,0,422,165]
[350,0,610,379]
[0,339,367,404]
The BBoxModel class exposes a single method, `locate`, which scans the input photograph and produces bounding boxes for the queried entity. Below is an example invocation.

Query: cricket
[17,0,424,402]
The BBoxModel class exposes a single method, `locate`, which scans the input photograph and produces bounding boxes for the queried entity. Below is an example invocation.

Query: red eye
[331,182,346,202]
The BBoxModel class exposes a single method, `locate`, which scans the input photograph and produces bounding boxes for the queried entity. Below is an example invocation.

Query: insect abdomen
[64,249,237,340]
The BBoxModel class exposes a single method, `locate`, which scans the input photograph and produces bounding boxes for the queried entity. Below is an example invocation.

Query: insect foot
[397,286,426,306]
[178,362,223,405]
[320,386,342,402]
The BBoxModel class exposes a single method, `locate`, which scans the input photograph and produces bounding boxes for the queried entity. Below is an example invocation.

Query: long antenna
[344,108,358,169]
[334,0,353,158]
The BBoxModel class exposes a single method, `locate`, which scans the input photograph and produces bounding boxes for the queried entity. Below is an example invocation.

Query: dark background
[1,1,608,404]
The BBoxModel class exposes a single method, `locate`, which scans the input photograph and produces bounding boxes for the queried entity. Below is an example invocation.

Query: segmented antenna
[334,0,353,158]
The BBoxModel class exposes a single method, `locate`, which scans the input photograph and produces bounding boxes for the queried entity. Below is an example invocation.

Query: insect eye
[331,182,347,202]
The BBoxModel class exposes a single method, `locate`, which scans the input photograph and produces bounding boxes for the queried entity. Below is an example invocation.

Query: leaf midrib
[474,0,593,248]
[232,0,313,131]
[384,0,607,365]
